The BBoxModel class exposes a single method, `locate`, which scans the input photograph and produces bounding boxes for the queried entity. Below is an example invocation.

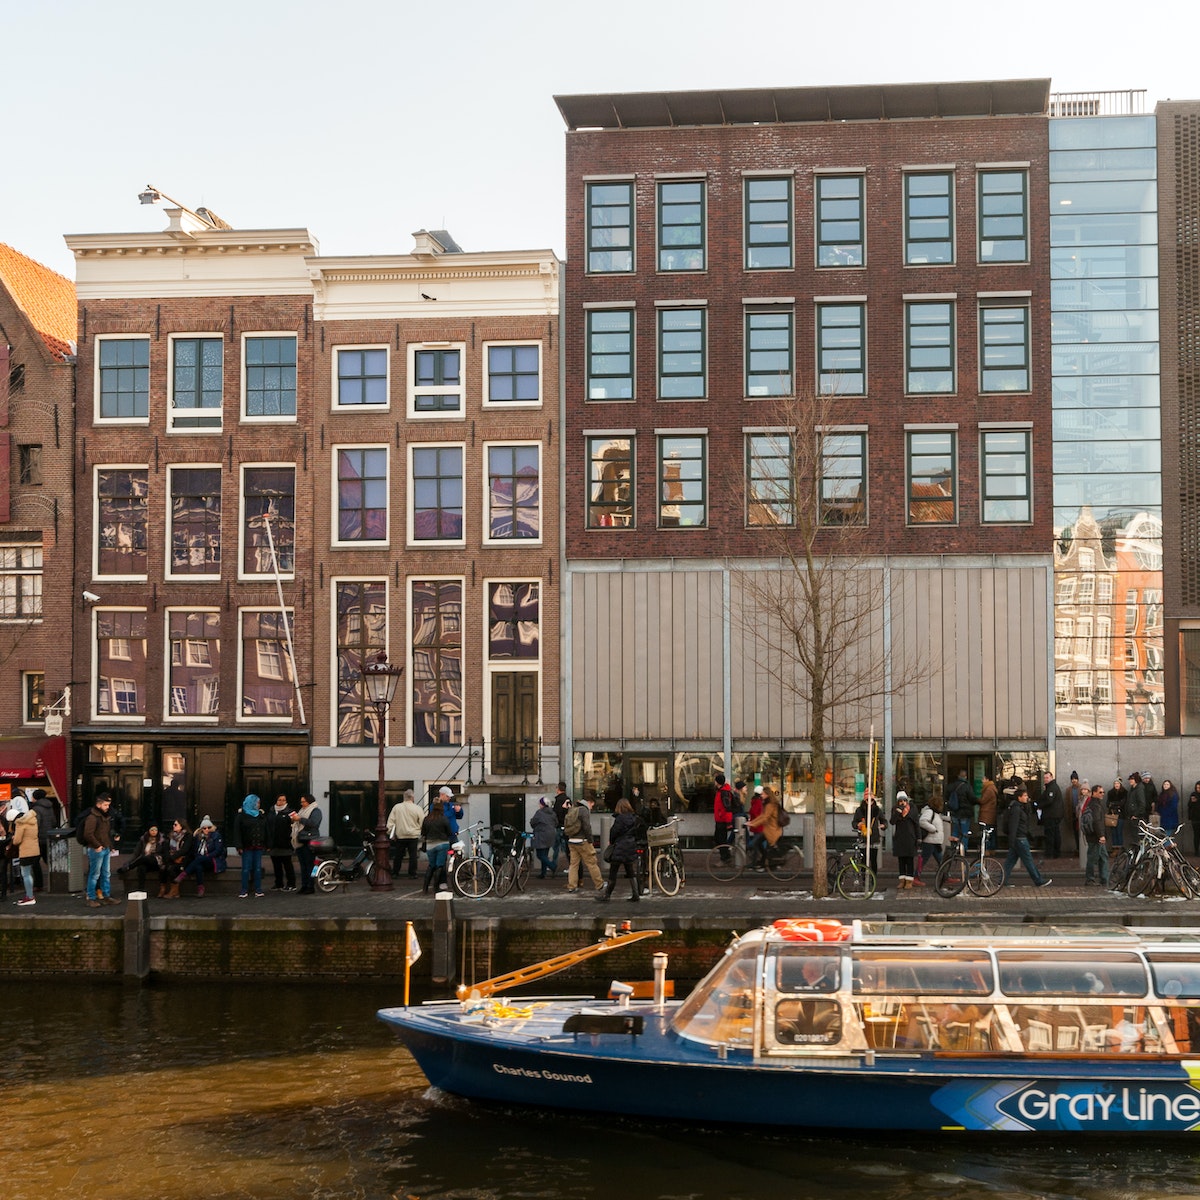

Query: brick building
[0,243,76,805]
[556,81,1055,813]
[65,206,560,835]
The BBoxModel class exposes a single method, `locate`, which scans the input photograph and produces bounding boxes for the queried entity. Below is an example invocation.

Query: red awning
[0,734,68,803]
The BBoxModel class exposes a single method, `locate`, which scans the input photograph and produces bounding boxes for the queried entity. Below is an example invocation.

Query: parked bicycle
[495,830,535,897]
[833,838,877,900]
[1111,821,1200,898]
[645,817,685,896]
[706,821,801,882]
[934,826,1004,899]
[448,821,496,899]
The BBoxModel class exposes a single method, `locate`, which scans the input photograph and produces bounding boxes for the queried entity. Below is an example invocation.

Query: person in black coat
[890,792,921,889]
[265,795,297,890]
[1188,782,1200,858]
[597,798,640,903]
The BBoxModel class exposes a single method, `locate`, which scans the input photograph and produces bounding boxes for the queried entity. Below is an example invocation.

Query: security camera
[82,591,100,604]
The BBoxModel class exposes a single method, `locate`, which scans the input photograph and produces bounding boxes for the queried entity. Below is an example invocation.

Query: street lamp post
[362,652,405,892]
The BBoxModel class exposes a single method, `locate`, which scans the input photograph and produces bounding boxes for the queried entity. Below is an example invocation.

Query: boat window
[671,945,759,1047]
[775,999,841,1046]
[776,950,839,994]
[997,952,1147,997]
[1158,1006,1200,1052]
[1009,1003,1163,1054]
[1147,956,1200,999]
[855,1001,998,1051]
[851,951,993,996]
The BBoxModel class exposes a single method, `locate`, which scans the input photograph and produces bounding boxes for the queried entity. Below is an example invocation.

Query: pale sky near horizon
[1,0,1195,282]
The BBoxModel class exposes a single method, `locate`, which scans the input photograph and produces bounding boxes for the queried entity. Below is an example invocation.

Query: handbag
[1104,812,1119,828]
[602,843,614,862]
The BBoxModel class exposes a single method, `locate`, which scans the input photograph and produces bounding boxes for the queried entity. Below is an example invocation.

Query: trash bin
[49,827,86,894]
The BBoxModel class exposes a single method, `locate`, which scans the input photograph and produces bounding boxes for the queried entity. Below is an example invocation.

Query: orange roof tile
[0,242,77,362]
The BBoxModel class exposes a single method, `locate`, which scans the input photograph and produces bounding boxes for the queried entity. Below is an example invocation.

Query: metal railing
[1049,90,1147,118]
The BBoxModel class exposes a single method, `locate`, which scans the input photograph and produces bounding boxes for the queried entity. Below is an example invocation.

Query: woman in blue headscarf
[235,794,269,898]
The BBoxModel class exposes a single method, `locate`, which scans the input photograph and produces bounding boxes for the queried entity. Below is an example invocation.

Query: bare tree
[733,388,934,897]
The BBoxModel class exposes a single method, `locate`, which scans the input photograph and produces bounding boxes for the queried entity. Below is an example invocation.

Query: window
[168,466,222,577]
[95,609,147,718]
[22,671,44,724]
[411,446,463,541]
[335,346,389,408]
[587,436,634,528]
[905,301,955,394]
[587,309,634,400]
[243,335,297,418]
[335,447,388,543]
[979,170,1029,263]
[241,467,295,576]
[658,435,706,528]
[487,444,540,540]
[658,307,706,399]
[17,445,41,486]
[907,431,956,524]
[412,579,462,746]
[97,336,149,421]
[746,432,794,527]
[96,468,148,577]
[817,303,866,395]
[745,310,793,396]
[166,610,221,716]
[410,346,463,413]
[486,344,540,404]
[586,180,634,273]
[0,537,42,618]
[745,177,793,269]
[980,304,1030,392]
[489,581,540,659]
[170,336,223,430]
[816,175,865,267]
[904,172,954,264]
[240,609,295,719]
[335,580,387,745]
[658,179,705,271]
[820,432,867,525]
[981,429,1031,523]
[8,361,24,395]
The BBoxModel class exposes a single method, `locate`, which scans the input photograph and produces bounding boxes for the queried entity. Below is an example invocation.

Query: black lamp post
[362,652,405,891]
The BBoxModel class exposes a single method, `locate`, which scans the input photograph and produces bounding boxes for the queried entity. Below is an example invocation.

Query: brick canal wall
[0,914,734,986]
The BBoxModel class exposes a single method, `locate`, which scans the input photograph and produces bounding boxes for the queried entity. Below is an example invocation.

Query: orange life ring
[772,918,851,942]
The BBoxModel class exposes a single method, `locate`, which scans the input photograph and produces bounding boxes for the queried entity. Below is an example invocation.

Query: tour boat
[378,918,1200,1132]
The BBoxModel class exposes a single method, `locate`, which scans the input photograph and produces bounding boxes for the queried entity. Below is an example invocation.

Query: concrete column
[122,893,150,981]
[432,890,456,984]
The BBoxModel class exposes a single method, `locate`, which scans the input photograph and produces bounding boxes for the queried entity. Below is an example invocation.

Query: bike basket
[646,823,678,847]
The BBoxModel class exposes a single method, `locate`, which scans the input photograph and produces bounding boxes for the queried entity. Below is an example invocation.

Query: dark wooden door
[491,672,538,774]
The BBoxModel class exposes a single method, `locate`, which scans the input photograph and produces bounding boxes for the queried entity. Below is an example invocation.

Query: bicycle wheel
[314,862,339,894]
[1127,856,1158,897]
[653,850,683,896]
[365,860,380,888]
[515,851,532,892]
[1108,849,1134,892]
[836,862,876,900]
[1177,859,1200,899]
[706,843,745,881]
[453,857,495,899]
[967,856,1004,898]
[1167,857,1193,898]
[765,842,802,882]
[934,855,968,899]
[494,856,517,897]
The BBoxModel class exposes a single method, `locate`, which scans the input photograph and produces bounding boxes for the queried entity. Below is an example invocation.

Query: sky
[1,0,1195,281]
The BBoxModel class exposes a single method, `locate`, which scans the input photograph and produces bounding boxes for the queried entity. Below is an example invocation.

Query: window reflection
[336,581,386,746]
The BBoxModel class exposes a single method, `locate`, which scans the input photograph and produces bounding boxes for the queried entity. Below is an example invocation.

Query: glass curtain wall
[1050,114,1163,737]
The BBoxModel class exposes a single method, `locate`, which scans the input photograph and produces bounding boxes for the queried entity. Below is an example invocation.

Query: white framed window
[239,465,296,580]
[164,609,221,721]
[483,342,541,407]
[168,334,224,431]
[93,608,148,721]
[238,608,296,722]
[21,671,44,725]
[94,466,149,580]
[484,442,541,544]
[408,444,465,546]
[241,332,297,421]
[333,578,388,746]
[333,445,389,546]
[166,464,222,580]
[0,535,43,619]
[408,343,466,415]
[333,345,390,410]
[95,335,150,424]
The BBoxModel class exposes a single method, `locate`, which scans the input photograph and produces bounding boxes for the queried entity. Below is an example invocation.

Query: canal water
[5,978,1200,1200]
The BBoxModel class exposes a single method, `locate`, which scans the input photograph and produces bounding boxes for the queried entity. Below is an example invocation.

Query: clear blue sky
[1,0,1194,280]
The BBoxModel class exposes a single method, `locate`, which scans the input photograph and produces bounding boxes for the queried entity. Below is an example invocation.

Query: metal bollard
[653,952,668,1008]
[432,890,455,984]
[122,892,150,982]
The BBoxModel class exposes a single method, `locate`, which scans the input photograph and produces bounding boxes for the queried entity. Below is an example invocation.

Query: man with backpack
[563,796,604,894]
[78,792,118,908]
[946,769,975,851]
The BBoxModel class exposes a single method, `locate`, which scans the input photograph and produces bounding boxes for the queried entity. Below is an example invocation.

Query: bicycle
[646,818,685,896]
[495,830,534,897]
[933,827,1003,898]
[1122,822,1200,898]
[835,838,877,900]
[706,822,802,882]
[448,821,496,898]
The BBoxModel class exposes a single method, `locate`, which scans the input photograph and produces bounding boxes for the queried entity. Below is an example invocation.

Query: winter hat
[198,815,215,830]
[1142,772,1152,781]
[538,797,548,807]
[896,790,909,802]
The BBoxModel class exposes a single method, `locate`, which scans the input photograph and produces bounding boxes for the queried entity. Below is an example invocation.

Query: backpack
[1080,800,1097,840]
[74,809,91,846]
[720,788,734,813]
[563,805,583,838]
